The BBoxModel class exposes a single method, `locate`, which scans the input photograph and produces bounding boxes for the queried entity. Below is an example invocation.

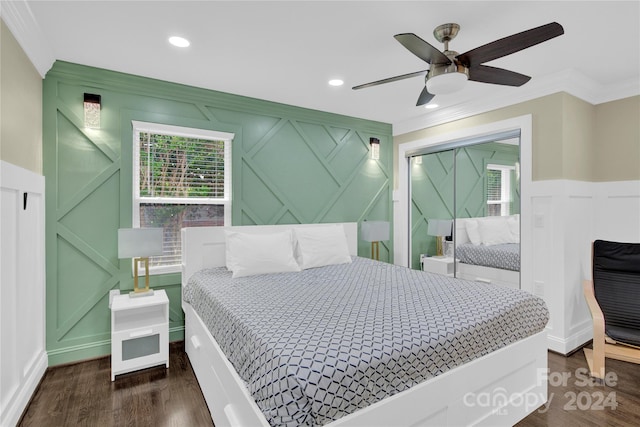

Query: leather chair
[583,240,640,379]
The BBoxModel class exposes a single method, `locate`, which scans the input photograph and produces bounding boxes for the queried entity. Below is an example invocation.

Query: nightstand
[422,256,456,277]
[110,289,169,381]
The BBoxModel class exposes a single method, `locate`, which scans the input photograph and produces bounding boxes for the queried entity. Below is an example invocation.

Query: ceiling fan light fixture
[426,62,469,94]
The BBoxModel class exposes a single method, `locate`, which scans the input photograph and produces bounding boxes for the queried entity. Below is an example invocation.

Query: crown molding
[1,0,55,77]
[393,70,640,136]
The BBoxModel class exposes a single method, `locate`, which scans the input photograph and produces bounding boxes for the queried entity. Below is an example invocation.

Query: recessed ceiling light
[425,104,439,109]
[169,36,190,48]
[328,79,344,87]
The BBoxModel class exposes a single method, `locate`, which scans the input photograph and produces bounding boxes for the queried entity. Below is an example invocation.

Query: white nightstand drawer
[112,324,168,377]
[422,256,456,276]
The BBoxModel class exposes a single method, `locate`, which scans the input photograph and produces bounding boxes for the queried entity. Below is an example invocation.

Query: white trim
[0,161,48,427]
[546,322,594,355]
[0,0,55,77]
[131,120,235,142]
[396,115,532,292]
[486,164,515,216]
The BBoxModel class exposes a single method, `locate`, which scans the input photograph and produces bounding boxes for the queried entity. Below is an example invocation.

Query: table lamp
[118,228,164,297]
[427,219,452,257]
[361,221,390,261]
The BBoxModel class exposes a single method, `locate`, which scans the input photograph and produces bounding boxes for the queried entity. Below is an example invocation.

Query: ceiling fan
[353,22,564,106]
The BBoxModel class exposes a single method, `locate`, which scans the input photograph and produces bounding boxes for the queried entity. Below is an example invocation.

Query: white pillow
[225,230,300,278]
[293,225,352,269]
[507,215,520,243]
[465,220,482,245]
[478,217,513,246]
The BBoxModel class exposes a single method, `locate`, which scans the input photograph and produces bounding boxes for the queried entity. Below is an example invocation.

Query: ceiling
[7,1,640,132]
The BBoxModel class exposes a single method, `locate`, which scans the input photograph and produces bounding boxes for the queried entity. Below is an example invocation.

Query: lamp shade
[427,219,452,237]
[361,221,390,242]
[118,228,164,258]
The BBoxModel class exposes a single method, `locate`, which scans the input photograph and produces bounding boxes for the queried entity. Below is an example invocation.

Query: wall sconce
[369,137,380,160]
[84,93,101,129]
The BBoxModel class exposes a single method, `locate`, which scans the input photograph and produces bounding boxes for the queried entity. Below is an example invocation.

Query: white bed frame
[455,217,521,289]
[181,222,547,427]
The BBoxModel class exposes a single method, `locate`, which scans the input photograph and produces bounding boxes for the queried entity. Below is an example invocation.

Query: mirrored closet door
[409,133,521,288]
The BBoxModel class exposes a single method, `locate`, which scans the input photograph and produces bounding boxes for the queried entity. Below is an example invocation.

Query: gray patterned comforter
[183,256,547,426]
[456,242,520,271]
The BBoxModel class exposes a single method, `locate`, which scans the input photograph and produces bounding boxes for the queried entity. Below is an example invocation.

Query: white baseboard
[546,323,593,355]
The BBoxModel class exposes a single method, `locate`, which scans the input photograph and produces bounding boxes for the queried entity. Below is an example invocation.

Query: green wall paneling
[410,151,455,269]
[43,61,392,365]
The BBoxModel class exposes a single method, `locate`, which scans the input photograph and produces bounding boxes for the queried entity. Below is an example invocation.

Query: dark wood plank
[20,342,640,426]
[19,341,214,427]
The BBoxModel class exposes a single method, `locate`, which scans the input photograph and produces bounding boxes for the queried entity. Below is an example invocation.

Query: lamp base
[436,236,444,257]
[371,241,380,261]
[129,289,155,298]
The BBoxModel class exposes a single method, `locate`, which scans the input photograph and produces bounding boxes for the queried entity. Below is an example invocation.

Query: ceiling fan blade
[468,65,531,86]
[416,87,435,106]
[394,33,451,65]
[352,70,428,90]
[456,22,564,67]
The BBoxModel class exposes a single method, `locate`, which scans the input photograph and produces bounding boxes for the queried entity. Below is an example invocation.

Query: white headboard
[181,222,358,288]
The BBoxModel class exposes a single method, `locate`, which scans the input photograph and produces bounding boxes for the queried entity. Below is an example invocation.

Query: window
[486,164,514,216]
[133,121,233,274]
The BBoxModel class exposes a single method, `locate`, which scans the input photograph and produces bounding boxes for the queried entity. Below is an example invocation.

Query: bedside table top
[424,256,455,264]
[110,289,168,311]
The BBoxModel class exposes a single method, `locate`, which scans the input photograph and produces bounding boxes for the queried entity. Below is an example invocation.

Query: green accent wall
[410,142,519,269]
[43,61,392,365]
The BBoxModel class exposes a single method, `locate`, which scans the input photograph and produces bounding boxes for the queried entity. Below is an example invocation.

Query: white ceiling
[7,1,640,132]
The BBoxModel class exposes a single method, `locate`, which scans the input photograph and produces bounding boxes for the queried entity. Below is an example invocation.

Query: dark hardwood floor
[19,342,640,426]
[19,342,213,427]
[517,345,640,427]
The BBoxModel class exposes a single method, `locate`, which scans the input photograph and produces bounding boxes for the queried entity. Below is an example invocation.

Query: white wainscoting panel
[0,161,47,427]
[529,179,640,354]
[593,180,640,244]
[563,183,595,353]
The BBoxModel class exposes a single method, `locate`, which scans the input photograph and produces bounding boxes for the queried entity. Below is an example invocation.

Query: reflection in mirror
[409,136,521,289]
[409,150,454,271]
[454,138,521,288]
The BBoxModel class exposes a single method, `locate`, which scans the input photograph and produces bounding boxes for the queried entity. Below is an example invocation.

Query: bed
[455,216,521,289]
[181,222,548,427]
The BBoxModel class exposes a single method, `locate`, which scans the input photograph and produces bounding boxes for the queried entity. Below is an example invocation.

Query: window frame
[132,121,233,275]
[486,163,515,217]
